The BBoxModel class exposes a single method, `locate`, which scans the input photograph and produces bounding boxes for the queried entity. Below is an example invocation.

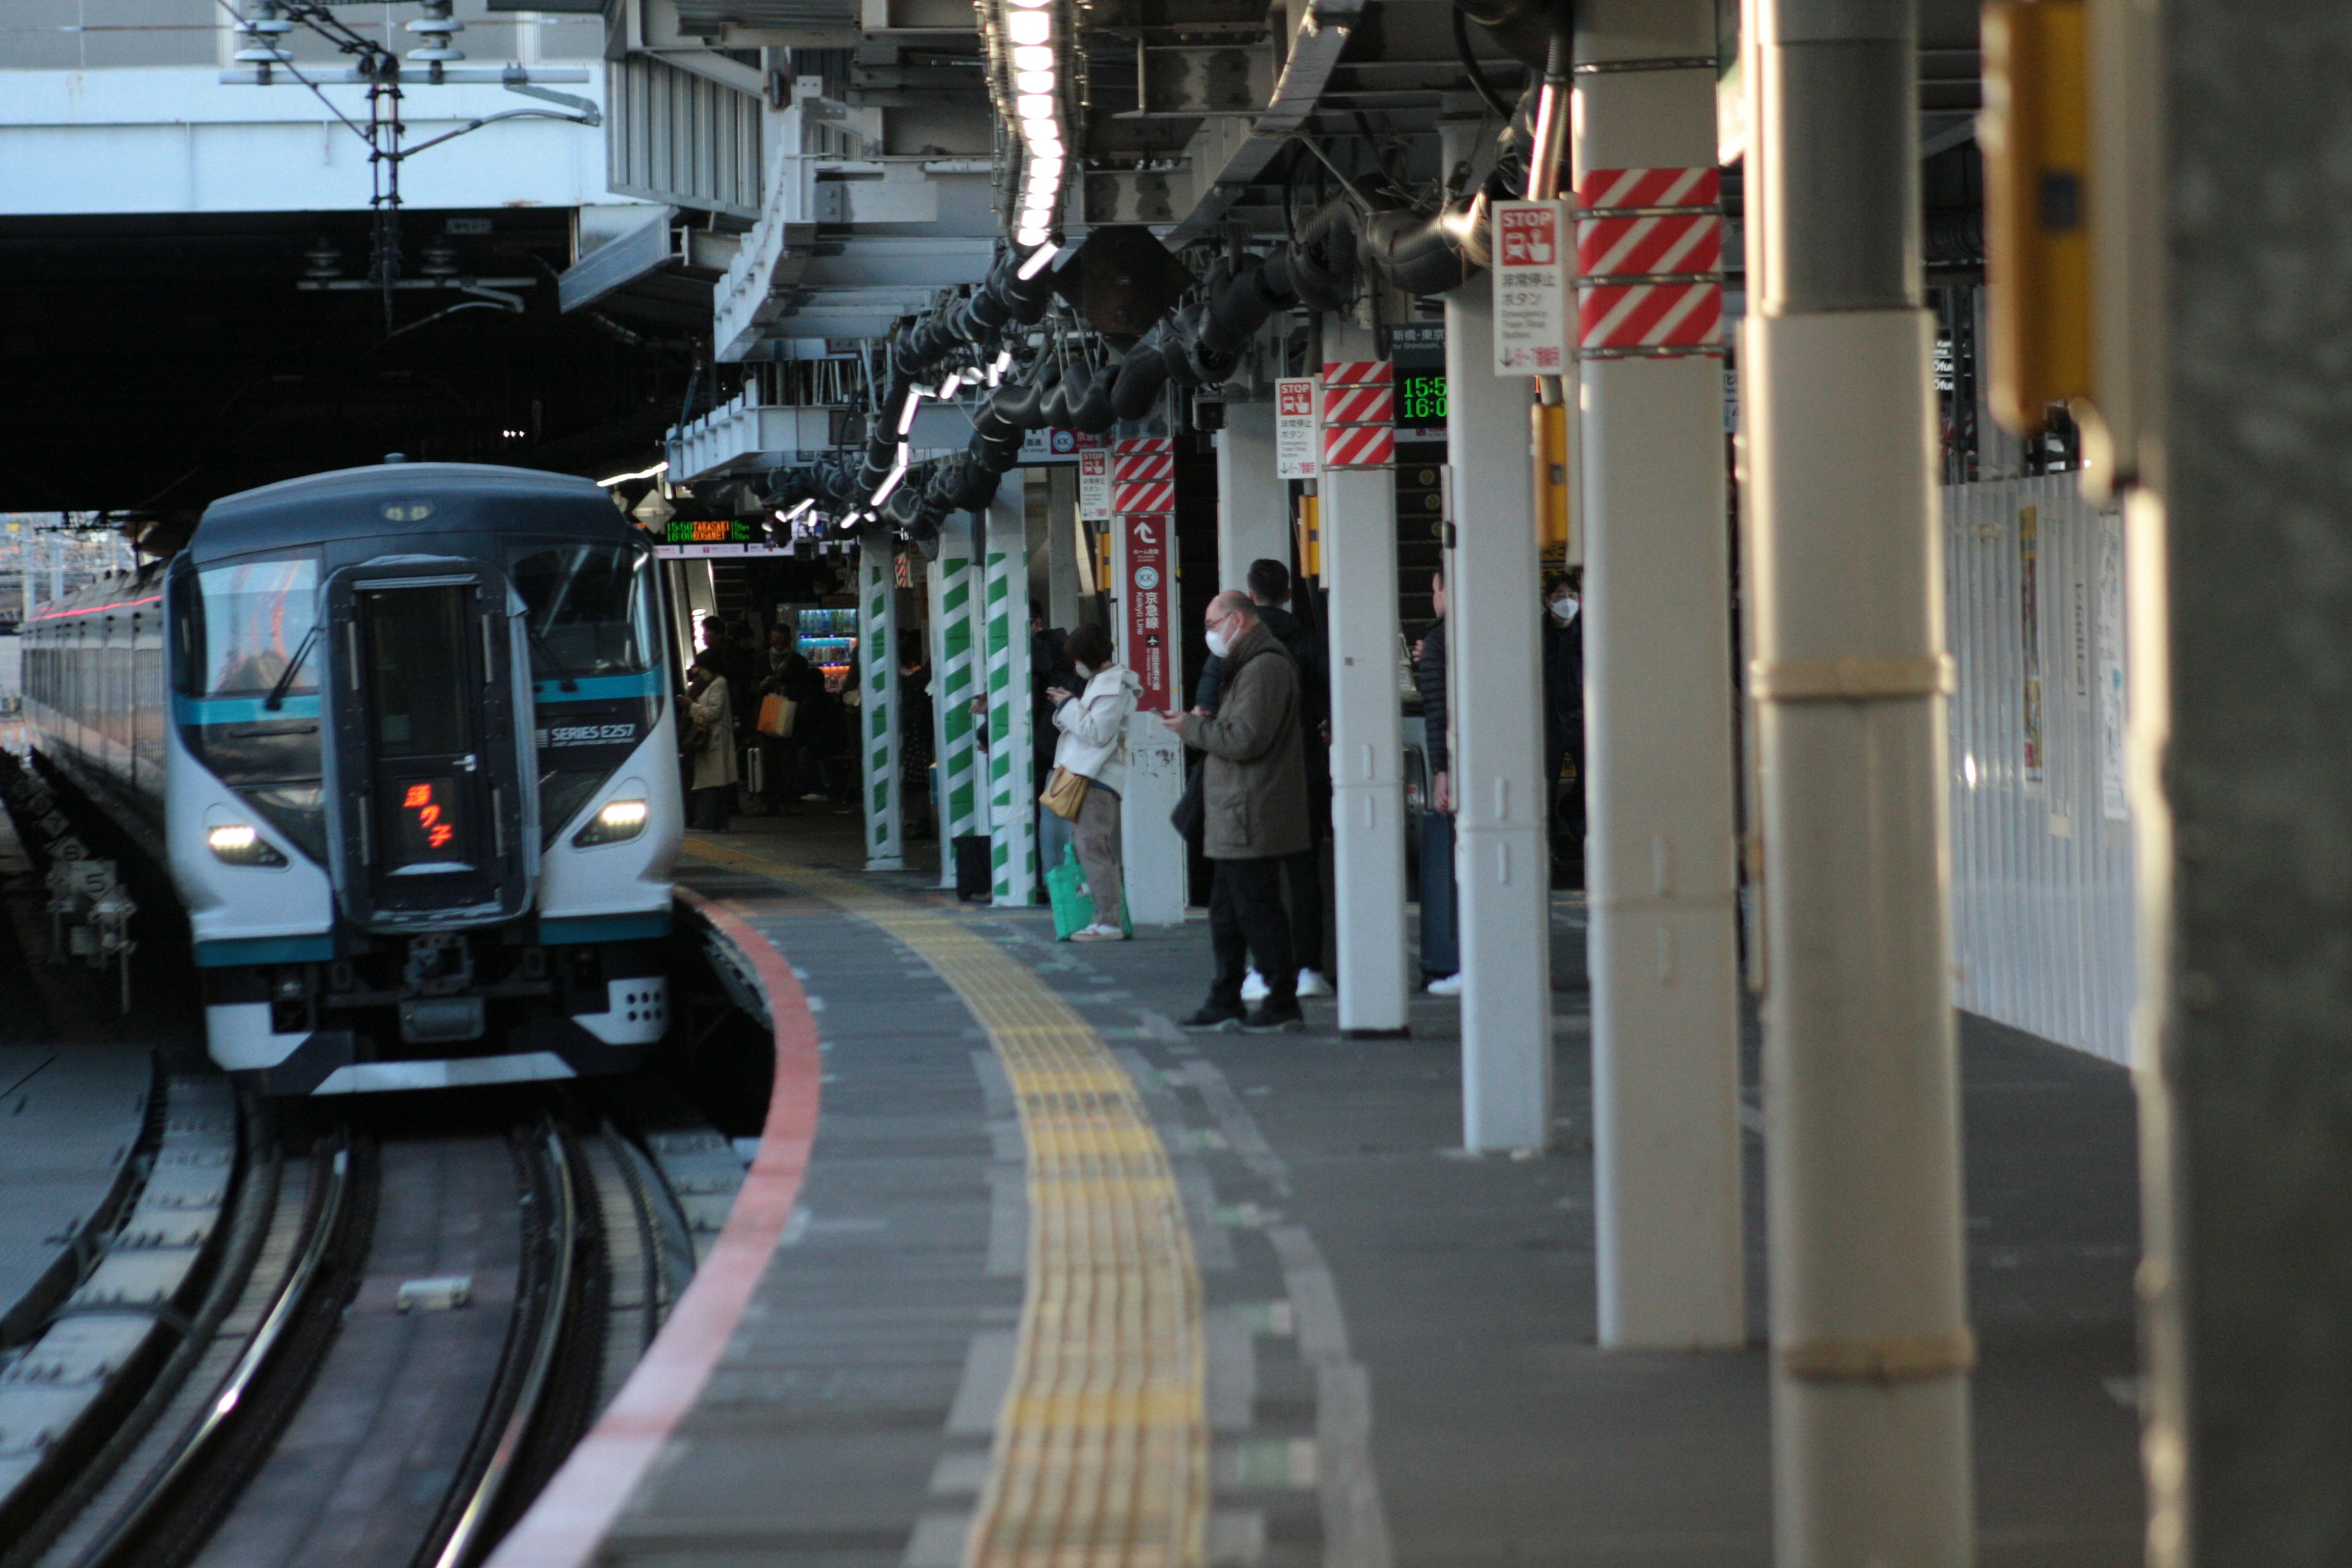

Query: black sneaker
[1240,1004,1305,1034]
[1178,1001,1246,1032]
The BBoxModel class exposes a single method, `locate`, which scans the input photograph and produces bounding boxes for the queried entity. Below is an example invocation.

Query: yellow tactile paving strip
[682,842,1208,1568]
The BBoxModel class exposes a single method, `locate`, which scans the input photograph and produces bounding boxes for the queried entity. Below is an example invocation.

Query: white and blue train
[20,463,686,1095]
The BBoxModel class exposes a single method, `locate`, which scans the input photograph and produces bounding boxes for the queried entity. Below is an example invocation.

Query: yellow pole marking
[683,840,1208,1567]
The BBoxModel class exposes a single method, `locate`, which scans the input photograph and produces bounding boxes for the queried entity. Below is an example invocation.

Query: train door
[326,564,530,925]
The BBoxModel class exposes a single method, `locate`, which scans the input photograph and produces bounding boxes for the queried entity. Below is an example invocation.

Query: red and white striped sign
[1112,437,1175,514]
[1321,424,1395,469]
[1574,168,1724,356]
[1575,166,1721,213]
[1319,360,1394,470]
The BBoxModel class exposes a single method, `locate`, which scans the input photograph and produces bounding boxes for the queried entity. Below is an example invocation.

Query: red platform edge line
[483,887,823,1568]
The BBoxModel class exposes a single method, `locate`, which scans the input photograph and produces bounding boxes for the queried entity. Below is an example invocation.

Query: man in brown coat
[1163,591,1310,1031]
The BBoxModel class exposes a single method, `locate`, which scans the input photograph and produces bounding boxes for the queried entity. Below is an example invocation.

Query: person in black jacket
[1542,570,1585,861]
[1415,569,1459,992]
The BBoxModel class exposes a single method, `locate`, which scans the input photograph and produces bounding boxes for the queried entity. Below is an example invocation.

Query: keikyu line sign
[1492,199,1573,375]
[1123,515,1176,713]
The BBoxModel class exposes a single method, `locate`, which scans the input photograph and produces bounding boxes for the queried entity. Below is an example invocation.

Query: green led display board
[665,517,758,546]
[1396,371,1447,426]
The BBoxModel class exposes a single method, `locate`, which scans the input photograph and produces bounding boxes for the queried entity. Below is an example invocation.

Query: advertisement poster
[2020,505,2044,786]
[2097,508,2128,821]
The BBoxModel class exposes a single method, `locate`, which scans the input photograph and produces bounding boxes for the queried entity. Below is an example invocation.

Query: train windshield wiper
[261,626,318,712]
[524,618,580,692]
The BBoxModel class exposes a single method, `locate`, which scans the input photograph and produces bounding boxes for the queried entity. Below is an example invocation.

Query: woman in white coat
[1046,623,1140,941]
[686,647,739,830]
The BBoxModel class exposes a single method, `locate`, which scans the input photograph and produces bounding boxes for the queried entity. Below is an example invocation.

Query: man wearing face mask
[1542,570,1586,867]
[1163,592,1310,1032]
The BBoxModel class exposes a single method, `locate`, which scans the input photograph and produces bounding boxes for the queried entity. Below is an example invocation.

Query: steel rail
[429,1123,580,1568]
[69,1134,353,1568]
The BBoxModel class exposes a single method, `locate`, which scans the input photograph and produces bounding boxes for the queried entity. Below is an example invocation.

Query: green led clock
[1396,372,1447,425]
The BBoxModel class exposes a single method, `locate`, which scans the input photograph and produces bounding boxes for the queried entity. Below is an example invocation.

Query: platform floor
[0,799,154,1347]
[597,816,2143,1567]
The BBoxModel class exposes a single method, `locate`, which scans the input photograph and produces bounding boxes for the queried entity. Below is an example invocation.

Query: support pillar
[930,511,982,888]
[1745,0,1972,1557]
[1046,465,1082,628]
[2136,2,2352,1559]
[1216,399,1292,590]
[1446,271,1554,1152]
[1319,323,1409,1033]
[1576,0,1745,1349]
[982,489,1038,904]
[857,530,904,870]
[1110,502,1187,927]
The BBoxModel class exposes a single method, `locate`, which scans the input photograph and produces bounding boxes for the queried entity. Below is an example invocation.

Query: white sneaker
[1070,922,1127,942]
[1425,973,1464,997]
[1295,968,1333,998]
[1240,969,1270,1002]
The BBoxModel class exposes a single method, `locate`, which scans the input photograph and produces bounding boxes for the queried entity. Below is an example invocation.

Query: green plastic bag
[1045,845,1132,940]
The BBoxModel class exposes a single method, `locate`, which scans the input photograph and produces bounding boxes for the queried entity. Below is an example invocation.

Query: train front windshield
[505,542,658,680]
[175,550,328,862]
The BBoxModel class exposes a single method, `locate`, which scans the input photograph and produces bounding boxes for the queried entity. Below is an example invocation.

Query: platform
[498,816,2144,1568]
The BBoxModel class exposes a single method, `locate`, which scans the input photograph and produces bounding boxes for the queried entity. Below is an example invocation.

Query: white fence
[1944,477,2135,1064]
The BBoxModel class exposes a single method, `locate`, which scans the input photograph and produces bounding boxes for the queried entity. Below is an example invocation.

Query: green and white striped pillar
[929,511,982,888]
[857,530,904,870]
[982,491,1037,904]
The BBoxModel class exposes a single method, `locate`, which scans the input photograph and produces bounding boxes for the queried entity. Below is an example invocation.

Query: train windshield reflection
[506,542,655,680]
[186,553,322,698]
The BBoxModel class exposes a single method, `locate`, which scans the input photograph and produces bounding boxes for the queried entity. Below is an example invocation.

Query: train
[18,462,685,1095]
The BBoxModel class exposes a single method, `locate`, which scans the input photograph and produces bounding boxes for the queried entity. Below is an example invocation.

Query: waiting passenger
[685,647,737,831]
[1415,568,1459,994]
[1046,622,1139,941]
[1166,592,1310,1032]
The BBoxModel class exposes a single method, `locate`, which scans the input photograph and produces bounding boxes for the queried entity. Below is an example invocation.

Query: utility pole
[1743,0,1974,1559]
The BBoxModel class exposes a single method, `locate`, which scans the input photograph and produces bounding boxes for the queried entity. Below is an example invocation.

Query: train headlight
[573,796,649,846]
[208,823,287,867]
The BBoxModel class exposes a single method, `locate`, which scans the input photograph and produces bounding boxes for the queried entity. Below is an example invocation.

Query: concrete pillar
[929,511,982,887]
[982,488,1038,904]
[1446,271,1555,1153]
[1046,465,1082,628]
[1745,0,1972,1557]
[1320,322,1410,1033]
[857,530,905,871]
[1575,0,1745,1350]
[2136,2,2352,1559]
[1217,399,1292,591]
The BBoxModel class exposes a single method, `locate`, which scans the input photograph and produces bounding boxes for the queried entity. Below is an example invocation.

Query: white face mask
[1205,627,1232,659]
[1072,663,1093,680]
[1550,597,1580,624]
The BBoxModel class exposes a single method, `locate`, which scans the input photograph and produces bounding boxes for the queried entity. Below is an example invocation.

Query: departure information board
[1396,372,1447,429]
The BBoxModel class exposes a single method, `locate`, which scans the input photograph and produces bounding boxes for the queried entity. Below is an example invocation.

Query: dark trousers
[1419,809,1458,979]
[1209,857,1296,1011]
[690,784,732,831]
[1279,846,1324,974]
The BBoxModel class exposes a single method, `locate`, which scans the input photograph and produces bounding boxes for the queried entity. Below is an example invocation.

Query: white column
[929,511,982,887]
[1446,273,1555,1153]
[1747,0,1972,1554]
[1216,399,1292,591]
[983,489,1038,904]
[857,530,905,870]
[1321,324,1410,1034]
[1575,0,1745,1349]
[1110,507,1188,926]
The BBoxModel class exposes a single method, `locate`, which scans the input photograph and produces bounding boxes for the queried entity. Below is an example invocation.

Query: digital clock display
[1396,372,1447,426]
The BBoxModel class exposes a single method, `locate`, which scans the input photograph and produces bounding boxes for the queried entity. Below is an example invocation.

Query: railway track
[1,1088,740,1568]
